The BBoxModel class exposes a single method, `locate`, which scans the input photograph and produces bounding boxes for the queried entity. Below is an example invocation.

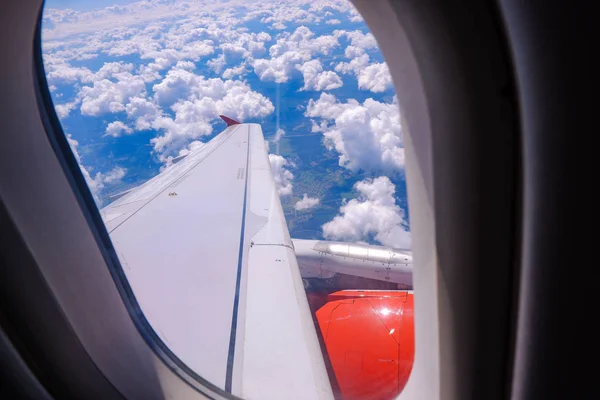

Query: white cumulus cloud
[269,154,294,196]
[250,26,340,83]
[335,53,370,74]
[54,101,78,118]
[357,62,393,93]
[92,61,135,81]
[344,45,365,58]
[207,54,227,74]
[295,194,320,211]
[151,65,274,155]
[207,30,272,74]
[348,8,364,23]
[222,63,248,79]
[102,166,127,183]
[125,96,162,130]
[247,3,321,29]
[322,176,411,248]
[105,121,133,137]
[78,70,146,116]
[335,53,393,93]
[251,51,306,83]
[141,40,214,70]
[296,59,343,91]
[306,93,404,173]
[337,30,378,50]
[45,63,93,85]
[271,21,287,30]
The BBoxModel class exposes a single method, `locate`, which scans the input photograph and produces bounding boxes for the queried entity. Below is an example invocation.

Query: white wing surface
[101,123,332,400]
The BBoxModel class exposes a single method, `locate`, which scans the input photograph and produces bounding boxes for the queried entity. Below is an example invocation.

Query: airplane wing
[100,122,333,400]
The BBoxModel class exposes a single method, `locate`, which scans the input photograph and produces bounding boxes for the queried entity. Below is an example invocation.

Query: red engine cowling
[315,290,414,400]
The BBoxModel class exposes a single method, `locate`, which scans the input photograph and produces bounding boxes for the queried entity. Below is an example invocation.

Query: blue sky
[41,0,411,248]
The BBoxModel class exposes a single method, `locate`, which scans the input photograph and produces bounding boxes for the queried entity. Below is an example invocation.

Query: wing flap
[231,124,331,398]
[242,245,331,399]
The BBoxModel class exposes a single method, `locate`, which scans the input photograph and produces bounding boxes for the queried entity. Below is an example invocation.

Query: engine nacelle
[316,290,414,400]
[293,239,413,288]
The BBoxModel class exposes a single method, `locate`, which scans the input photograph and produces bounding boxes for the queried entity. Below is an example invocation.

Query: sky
[41,0,411,249]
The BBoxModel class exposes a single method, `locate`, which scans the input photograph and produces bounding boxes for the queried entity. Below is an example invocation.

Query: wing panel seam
[224,126,250,393]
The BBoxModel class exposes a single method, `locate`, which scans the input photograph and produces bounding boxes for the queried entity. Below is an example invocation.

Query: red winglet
[219,115,242,127]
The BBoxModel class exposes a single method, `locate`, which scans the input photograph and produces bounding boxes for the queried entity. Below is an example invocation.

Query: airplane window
[41,0,413,398]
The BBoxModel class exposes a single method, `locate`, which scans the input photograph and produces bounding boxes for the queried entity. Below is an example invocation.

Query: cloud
[44,61,93,85]
[42,0,358,44]
[296,59,343,91]
[295,194,320,211]
[220,42,250,60]
[150,65,274,155]
[307,0,354,14]
[271,21,287,30]
[322,176,411,248]
[217,31,271,61]
[335,53,370,74]
[54,101,78,118]
[247,3,321,28]
[141,40,215,70]
[268,154,294,196]
[356,62,393,93]
[271,128,286,154]
[348,8,364,23]
[326,19,341,25]
[250,26,340,83]
[188,30,270,75]
[251,51,306,83]
[93,61,136,80]
[337,30,378,50]
[138,64,163,83]
[45,60,138,88]
[173,60,196,71]
[274,128,285,143]
[105,121,133,137]
[151,66,199,106]
[154,66,275,119]
[335,53,393,93]
[125,96,162,130]
[207,54,227,74]
[102,166,127,183]
[305,93,404,173]
[105,29,163,58]
[43,0,242,40]
[344,45,365,58]
[78,69,146,116]
[150,102,215,155]
[222,62,248,79]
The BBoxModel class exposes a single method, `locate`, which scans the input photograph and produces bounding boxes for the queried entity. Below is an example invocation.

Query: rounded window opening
[41,1,414,399]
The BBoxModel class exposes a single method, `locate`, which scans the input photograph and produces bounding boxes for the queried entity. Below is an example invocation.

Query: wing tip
[219,115,242,127]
